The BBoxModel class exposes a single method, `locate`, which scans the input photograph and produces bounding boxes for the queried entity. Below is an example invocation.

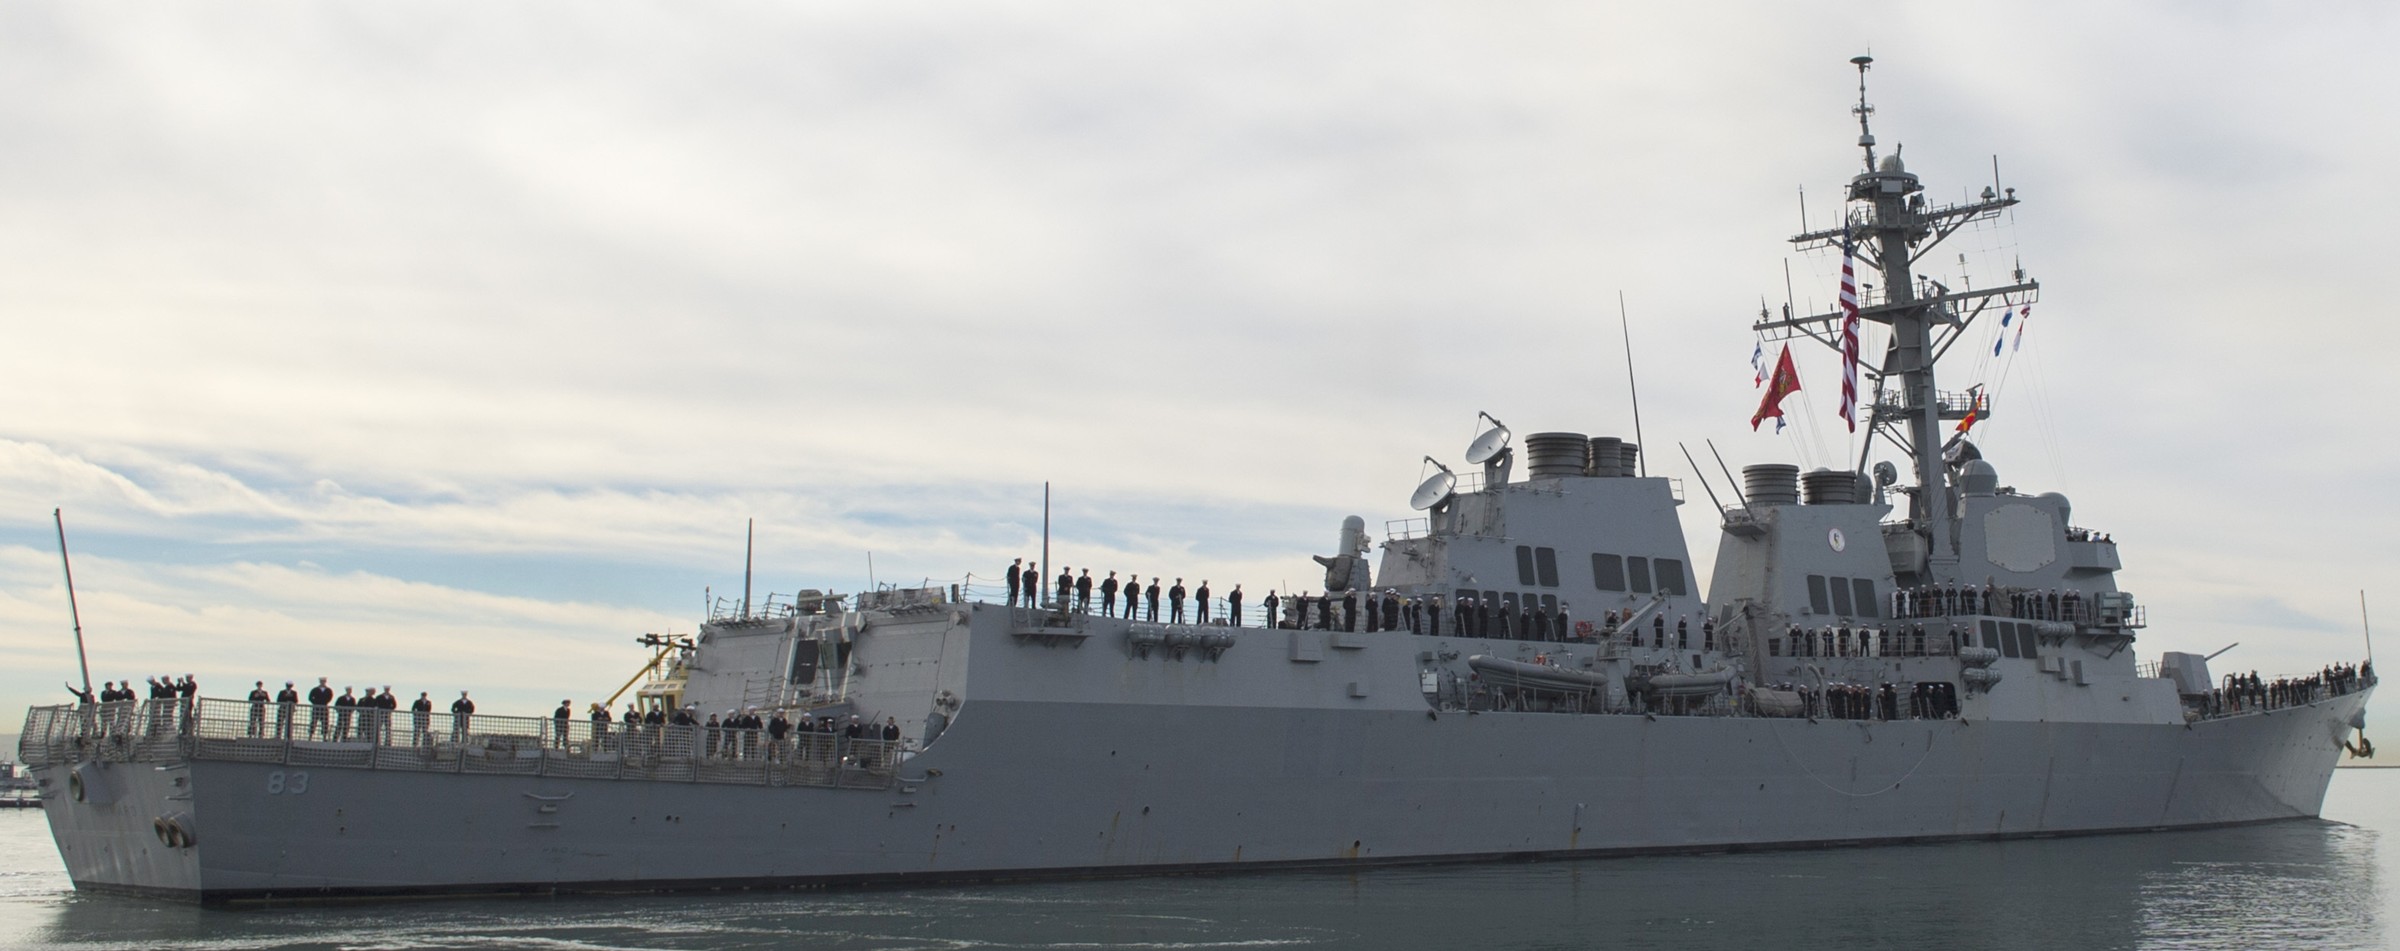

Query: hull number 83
[265,771,310,795]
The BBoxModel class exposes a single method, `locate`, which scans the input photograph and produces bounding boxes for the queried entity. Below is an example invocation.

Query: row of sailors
[67,676,200,736]
[1002,562,1667,647]
[1894,584,2086,623]
[1266,593,1720,650]
[678,709,905,763]
[2201,663,2375,717]
[552,704,901,766]
[1005,560,1240,625]
[1021,575,1735,652]
[1772,624,1955,658]
[1758,681,1962,720]
[72,684,917,770]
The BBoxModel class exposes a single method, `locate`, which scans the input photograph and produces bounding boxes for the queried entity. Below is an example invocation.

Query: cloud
[0,1,2392,719]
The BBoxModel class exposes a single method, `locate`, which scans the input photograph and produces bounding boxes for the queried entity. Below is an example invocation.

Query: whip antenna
[1619,292,1647,476]
[54,509,93,698]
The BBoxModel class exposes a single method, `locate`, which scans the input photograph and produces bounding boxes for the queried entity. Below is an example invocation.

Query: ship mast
[1754,55,2039,582]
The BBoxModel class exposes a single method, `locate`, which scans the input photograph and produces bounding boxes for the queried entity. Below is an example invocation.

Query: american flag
[1837,241,1861,431]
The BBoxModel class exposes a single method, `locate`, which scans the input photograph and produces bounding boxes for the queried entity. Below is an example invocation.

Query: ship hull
[30,685,2367,903]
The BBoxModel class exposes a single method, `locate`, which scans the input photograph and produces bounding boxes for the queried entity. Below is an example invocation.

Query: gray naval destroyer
[18,58,2376,902]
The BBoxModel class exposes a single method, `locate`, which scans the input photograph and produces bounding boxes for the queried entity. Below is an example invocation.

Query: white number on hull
[265,771,309,795]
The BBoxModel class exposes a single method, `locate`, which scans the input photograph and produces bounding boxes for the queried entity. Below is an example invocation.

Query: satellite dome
[1958,459,1999,496]
[1879,154,1906,174]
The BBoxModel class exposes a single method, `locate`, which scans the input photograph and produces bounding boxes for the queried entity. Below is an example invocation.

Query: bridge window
[1655,558,1687,596]
[1627,557,1653,594]
[1851,578,1879,619]
[1535,548,1560,587]
[1807,575,1830,614]
[1515,546,1538,586]
[1592,554,1625,592]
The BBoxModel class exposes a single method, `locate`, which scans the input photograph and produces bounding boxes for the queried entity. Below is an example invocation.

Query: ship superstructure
[16,59,2373,903]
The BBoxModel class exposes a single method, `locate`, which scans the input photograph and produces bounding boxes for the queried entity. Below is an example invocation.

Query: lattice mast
[1755,55,2039,580]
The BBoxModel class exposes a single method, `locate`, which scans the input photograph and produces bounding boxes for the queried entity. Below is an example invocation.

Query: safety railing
[2189,666,2376,721]
[18,698,906,791]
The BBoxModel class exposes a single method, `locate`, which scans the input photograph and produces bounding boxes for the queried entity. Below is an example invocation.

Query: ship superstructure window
[1590,552,1672,595]
[1517,547,1563,588]
[1592,554,1625,591]
[1851,579,1879,619]
[1982,620,2040,659]
[1806,574,1881,618]
[1655,558,1687,596]
[1982,620,2023,659]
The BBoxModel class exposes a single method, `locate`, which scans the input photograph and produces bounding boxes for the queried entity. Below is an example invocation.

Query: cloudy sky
[0,2,2391,721]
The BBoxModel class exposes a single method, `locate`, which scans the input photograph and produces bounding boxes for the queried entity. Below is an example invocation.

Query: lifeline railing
[17,698,905,791]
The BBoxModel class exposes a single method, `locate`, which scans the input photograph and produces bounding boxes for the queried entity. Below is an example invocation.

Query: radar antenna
[1851,54,1877,172]
[1464,413,1512,465]
[1409,457,1459,511]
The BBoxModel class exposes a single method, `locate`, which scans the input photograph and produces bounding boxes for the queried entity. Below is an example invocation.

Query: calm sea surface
[1,770,2395,950]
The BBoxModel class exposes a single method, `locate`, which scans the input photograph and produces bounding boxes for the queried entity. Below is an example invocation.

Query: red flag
[1955,387,1985,433]
[1751,344,1802,431]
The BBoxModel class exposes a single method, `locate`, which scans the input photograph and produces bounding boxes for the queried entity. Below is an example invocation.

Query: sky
[0,2,2393,724]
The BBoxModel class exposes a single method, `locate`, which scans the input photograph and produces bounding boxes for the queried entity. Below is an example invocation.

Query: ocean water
[0,770,2394,951]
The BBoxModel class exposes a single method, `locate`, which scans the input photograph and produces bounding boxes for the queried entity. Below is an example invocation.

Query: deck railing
[17,698,905,790]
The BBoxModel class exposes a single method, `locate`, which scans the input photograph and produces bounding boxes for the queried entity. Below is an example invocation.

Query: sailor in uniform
[450,691,475,742]
[1005,558,1022,606]
[1100,572,1120,617]
[1194,581,1211,624]
[274,681,299,739]
[307,677,333,740]
[412,692,433,746]
[246,682,271,737]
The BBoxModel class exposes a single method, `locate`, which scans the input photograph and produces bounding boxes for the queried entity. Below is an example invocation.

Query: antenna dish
[1873,461,1899,487]
[1409,470,1458,511]
[1464,416,1513,465]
